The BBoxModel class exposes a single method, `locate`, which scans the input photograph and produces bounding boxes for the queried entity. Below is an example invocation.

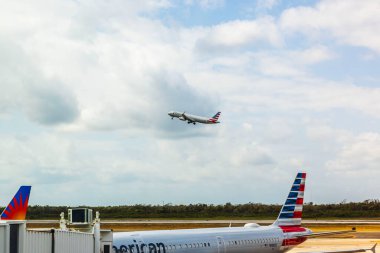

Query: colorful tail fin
[1,186,31,220]
[273,172,306,227]
[209,112,221,123]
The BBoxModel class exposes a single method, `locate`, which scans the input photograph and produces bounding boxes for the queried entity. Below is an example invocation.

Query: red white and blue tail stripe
[273,172,306,227]
[208,112,221,123]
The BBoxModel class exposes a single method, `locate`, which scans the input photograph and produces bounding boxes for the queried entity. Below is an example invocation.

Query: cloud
[230,144,274,167]
[185,0,225,9]
[25,84,79,125]
[0,0,217,134]
[80,69,218,136]
[327,133,380,173]
[252,45,336,77]
[0,0,379,205]
[195,17,282,53]
[280,0,380,54]
[256,0,281,10]
[0,38,79,125]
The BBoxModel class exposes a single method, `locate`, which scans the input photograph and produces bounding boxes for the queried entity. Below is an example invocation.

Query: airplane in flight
[168,111,221,125]
[0,186,32,220]
[112,172,377,253]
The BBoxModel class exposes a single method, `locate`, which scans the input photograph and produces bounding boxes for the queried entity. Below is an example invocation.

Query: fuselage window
[208,243,211,247]
[204,243,207,247]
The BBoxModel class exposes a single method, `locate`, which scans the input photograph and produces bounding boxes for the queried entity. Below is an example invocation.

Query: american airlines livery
[168,111,221,125]
[113,173,376,253]
[0,186,32,220]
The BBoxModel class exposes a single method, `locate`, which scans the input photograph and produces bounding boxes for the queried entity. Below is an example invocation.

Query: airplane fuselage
[113,225,310,253]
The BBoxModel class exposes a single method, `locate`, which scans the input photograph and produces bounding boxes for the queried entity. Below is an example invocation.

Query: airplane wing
[297,244,377,253]
[181,112,189,121]
[181,113,195,123]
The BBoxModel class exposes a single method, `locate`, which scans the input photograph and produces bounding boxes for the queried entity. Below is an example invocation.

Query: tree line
[5,200,380,220]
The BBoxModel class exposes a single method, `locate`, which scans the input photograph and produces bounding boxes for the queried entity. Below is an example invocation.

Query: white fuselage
[168,111,219,124]
[113,225,310,253]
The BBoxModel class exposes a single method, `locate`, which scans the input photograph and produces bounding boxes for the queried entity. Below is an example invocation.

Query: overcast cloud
[0,0,380,206]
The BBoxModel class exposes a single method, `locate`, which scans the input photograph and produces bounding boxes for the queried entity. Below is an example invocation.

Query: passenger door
[216,237,226,253]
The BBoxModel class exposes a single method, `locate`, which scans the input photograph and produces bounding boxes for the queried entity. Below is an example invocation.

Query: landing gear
[171,118,173,120]
[193,122,196,125]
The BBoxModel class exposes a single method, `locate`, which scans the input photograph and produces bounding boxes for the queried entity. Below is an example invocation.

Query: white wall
[54,230,94,253]
[0,224,9,253]
[25,231,52,253]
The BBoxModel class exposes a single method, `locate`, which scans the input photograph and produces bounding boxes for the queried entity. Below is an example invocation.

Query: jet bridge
[0,210,113,253]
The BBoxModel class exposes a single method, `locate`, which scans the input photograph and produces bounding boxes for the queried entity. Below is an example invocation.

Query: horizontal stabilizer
[298,228,356,238]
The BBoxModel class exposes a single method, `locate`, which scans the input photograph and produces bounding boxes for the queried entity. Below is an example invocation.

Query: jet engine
[179,116,186,121]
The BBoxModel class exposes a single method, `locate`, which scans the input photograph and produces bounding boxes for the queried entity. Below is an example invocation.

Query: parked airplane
[168,111,221,125]
[113,173,376,253]
[0,186,31,220]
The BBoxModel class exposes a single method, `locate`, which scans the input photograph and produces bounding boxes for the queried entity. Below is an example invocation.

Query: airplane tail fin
[273,172,306,227]
[1,186,31,220]
[209,112,221,123]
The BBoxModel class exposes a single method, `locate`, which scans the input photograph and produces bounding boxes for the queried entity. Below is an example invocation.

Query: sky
[1,0,380,206]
